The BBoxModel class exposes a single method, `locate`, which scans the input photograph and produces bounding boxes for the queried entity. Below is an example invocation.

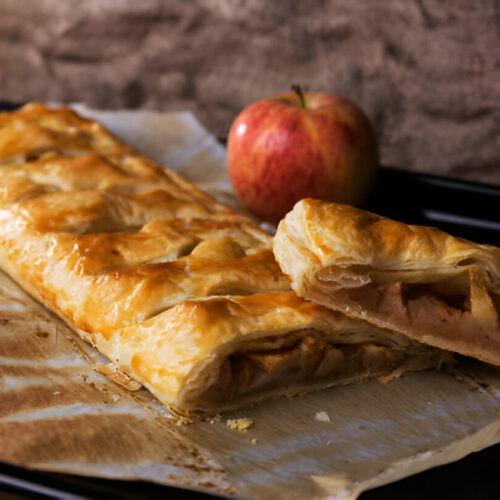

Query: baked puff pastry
[0,105,452,416]
[274,199,500,366]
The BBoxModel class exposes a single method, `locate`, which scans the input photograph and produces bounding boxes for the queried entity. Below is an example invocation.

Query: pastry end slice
[273,199,500,366]
[110,292,453,417]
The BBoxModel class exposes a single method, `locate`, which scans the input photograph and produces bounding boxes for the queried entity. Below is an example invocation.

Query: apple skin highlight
[228,91,378,224]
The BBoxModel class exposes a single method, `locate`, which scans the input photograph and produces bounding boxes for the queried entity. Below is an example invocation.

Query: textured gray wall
[1,0,499,184]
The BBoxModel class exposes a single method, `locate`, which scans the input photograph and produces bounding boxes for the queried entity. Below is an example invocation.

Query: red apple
[227,86,378,223]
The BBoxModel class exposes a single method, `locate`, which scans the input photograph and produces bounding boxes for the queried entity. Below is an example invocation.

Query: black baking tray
[364,167,500,247]
[1,101,500,499]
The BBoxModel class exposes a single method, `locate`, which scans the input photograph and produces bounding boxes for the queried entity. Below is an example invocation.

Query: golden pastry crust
[274,198,500,365]
[0,105,451,415]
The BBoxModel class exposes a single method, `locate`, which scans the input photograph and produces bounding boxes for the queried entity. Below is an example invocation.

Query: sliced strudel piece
[274,198,500,366]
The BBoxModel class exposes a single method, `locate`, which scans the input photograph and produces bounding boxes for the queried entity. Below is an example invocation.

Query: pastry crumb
[315,411,331,422]
[250,438,257,445]
[226,417,254,431]
[378,374,394,384]
[207,414,222,424]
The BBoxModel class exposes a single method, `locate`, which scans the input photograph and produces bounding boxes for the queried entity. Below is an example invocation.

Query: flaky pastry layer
[274,199,500,366]
[0,105,451,415]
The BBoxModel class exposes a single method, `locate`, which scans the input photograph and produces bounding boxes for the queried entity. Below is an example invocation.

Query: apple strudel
[0,105,452,416]
[274,199,500,366]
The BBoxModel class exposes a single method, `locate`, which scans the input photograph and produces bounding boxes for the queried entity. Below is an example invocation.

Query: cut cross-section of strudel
[273,198,500,366]
[0,105,452,416]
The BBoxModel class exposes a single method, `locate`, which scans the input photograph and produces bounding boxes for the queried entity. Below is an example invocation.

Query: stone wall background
[1,0,500,184]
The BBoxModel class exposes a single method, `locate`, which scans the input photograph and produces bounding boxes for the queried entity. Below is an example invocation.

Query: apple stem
[291,84,306,109]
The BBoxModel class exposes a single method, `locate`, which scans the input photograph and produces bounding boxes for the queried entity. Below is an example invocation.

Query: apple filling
[314,264,500,364]
[180,328,449,413]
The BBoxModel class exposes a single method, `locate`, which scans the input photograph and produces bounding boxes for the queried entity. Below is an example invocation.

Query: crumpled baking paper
[0,104,499,499]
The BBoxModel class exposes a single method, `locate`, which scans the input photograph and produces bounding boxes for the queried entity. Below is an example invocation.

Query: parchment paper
[1,104,499,499]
